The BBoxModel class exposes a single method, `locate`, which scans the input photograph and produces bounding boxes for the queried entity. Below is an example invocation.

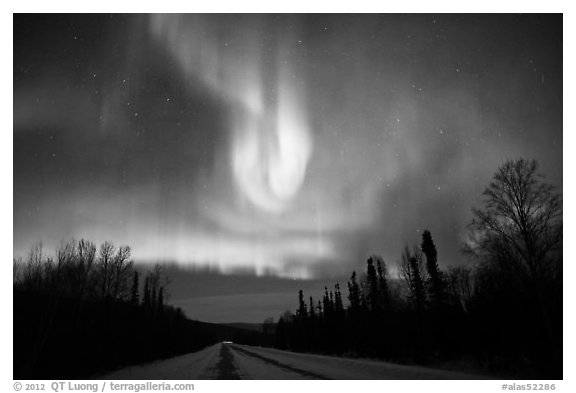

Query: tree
[25,242,44,292]
[97,242,116,299]
[275,317,287,349]
[376,257,391,312]
[308,296,316,319]
[421,230,445,306]
[144,264,169,310]
[296,290,308,320]
[13,257,23,286]
[400,245,428,361]
[130,271,140,305]
[465,159,562,359]
[322,286,333,317]
[158,286,164,313]
[334,283,344,315]
[347,271,361,314]
[465,159,562,282]
[365,257,380,313]
[400,246,426,314]
[143,276,151,308]
[76,239,96,299]
[111,246,133,301]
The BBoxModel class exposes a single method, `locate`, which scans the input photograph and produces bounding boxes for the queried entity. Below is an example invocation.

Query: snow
[227,344,482,380]
[101,344,219,379]
[100,342,484,380]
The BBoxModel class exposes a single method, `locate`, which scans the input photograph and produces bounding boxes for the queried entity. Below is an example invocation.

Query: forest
[13,242,268,379]
[274,159,562,379]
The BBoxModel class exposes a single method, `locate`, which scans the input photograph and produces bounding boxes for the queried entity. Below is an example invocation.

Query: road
[102,342,481,379]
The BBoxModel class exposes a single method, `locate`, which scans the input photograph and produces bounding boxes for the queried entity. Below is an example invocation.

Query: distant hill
[191,320,273,344]
[220,322,265,333]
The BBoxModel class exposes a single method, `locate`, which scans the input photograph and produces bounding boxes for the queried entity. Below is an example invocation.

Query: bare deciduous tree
[465,158,562,349]
[97,241,116,299]
[465,159,562,281]
[77,239,96,299]
[111,245,134,301]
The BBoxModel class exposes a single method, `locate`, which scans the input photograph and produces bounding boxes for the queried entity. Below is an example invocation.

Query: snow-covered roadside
[230,344,484,380]
[100,344,221,380]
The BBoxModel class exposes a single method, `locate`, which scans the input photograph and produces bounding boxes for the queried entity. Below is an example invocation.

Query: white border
[3,2,573,392]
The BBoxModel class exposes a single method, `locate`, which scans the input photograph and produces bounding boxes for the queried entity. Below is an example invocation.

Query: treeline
[276,159,562,379]
[275,232,468,364]
[276,231,561,378]
[13,240,219,379]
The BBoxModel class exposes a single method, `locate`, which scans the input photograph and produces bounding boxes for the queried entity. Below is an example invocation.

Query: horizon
[14,13,562,323]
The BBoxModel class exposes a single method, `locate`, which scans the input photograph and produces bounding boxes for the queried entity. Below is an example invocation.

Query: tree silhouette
[421,230,446,306]
[13,239,222,379]
[466,159,562,282]
[376,257,391,312]
[296,289,308,320]
[25,242,44,292]
[158,286,164,316]
[401,246,427,313]
[130,270,140,305]
[143,276,151,309]
[322,286,332,317]
[77,239,96,299]
[308,296,316,319]
[465,158,562,371]
[97,241,116,299]
[275,200,561,378]
[334,283,344,315]
[111,246,133,301]
[275,317,287,349]
[365,257,380,313]
[347,271,361,314]
[143,264,169,311]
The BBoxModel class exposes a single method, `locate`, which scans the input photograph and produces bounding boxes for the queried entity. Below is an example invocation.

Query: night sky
[13,14,562,319]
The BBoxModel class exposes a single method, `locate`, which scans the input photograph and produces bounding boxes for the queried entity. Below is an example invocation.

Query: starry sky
[14,14,562,297]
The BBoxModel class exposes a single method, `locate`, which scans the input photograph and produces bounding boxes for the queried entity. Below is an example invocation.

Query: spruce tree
[401,246,426,314]
[376,258,391,311]
[421,230,445,305]
[323,286,331,317]
[309,296,316,319]
[347,271,361,313]
[334,283,344,315]
[366,257,380,313]
[296,289,308,320]
[410,255,426,315]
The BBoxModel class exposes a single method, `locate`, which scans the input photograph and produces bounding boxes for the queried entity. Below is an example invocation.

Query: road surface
[102,342,481,379]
